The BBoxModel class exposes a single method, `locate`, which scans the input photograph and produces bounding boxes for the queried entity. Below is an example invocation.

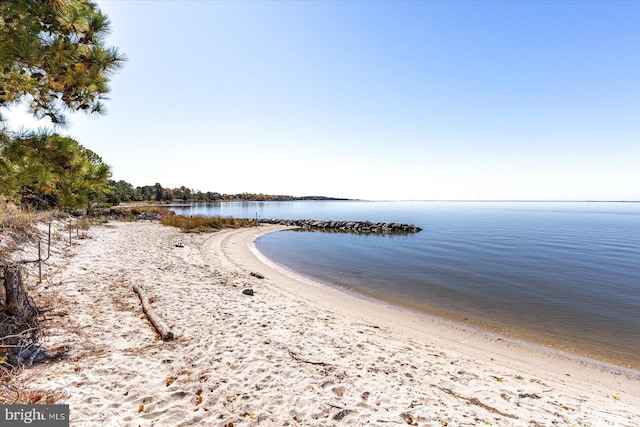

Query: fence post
[38,239,42,284]
[48,221,52,258]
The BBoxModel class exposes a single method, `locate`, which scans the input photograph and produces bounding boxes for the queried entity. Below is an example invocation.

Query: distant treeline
[0,132,344,212]
[0,131,344,212]
[108,181,347,204]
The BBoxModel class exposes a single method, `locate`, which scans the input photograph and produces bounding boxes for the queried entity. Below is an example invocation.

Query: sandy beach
[20,221,640,426]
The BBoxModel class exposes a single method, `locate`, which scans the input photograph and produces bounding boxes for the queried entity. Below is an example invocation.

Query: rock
[333,409,353,421]
[242,289,254,296]
[258,218,422,234]
[250,272,265,279]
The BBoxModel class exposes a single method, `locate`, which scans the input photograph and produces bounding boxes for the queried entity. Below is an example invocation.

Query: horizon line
[357,199,640,203]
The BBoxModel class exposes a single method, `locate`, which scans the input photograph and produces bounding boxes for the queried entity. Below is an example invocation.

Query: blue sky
[5,1,639,200]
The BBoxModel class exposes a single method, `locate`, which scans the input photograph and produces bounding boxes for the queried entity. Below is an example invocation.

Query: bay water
[171,201,640,369]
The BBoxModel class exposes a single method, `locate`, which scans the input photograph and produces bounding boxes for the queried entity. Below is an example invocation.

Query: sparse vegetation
[160,214,258,232]
[0,204,47,402]
[110,206,162,216]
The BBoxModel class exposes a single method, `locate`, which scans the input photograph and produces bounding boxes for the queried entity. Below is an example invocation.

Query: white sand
[20,221,640,426]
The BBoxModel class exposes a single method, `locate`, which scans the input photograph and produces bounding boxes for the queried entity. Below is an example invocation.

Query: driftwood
[132,285,173,341]
[288,349,332,367]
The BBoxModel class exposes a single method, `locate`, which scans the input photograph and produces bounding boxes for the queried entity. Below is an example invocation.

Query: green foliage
[0,132,112,210]
[0,1,122,212]
[107,179,135,204]
[160,213,258,232]
[0,0,125,125]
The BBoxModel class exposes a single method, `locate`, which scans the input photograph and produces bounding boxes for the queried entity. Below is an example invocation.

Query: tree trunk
[3,265,38,321]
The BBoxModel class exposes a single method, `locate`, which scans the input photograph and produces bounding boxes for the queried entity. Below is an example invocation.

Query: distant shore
[22,221,640,426]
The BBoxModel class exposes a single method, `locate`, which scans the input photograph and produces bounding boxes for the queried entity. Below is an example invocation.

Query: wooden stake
[38,240,42,284]
[47,221,52,258]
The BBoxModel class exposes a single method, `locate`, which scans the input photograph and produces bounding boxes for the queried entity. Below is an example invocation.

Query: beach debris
[133,284,174,341]
[288,349,332,367]
[250,271,265,279]
[518,393,541,399]
[175,243,184,248]
[166,377,176,387]
[332,385,345,397]
[434,386,518,419]
[402,413,418,425]
[242,288,254,296]
[333,409,353,420]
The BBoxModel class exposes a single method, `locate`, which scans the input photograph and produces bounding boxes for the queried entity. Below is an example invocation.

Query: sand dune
[21,221,640,426]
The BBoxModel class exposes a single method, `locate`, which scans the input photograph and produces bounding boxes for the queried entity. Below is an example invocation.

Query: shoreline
[249,225,640,372]
[235,225,640,378]
[20,221,640,426]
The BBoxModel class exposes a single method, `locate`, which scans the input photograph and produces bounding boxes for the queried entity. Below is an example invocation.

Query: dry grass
[1,204,38,258]
[0,203,61,260]
[0,203,62,403]
[111,205,162,215]
[0,296,44,403]
[160,214,258,232]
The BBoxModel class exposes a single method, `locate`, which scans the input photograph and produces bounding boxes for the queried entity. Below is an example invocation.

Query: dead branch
[0,328,37,341]
[287,349,332,367]
[0,380,20,404]
[434,385,518,419]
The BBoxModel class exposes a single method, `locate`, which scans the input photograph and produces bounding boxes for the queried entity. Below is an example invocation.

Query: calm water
[171,201,640,369]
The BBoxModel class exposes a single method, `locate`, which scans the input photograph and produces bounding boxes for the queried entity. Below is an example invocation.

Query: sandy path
[20,222,640,426]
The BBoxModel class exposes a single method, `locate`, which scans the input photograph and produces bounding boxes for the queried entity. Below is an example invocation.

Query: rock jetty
[259,219,422,234]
